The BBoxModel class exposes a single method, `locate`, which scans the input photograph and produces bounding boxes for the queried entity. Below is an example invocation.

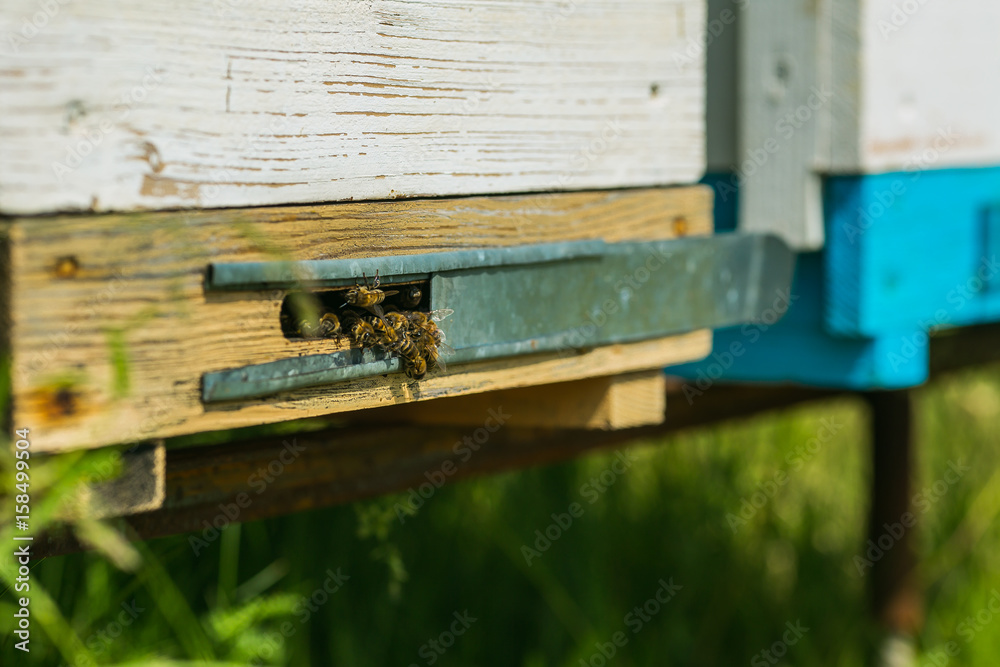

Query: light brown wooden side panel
[370,370,667,430]
[9,187,712,452]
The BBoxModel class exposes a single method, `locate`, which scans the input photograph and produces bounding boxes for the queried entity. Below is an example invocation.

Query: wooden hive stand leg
[864,390,922,667]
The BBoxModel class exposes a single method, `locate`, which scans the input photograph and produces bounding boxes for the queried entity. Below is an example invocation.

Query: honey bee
[394,332,428,379]
[347,317,376,347]
[317,313,341,339]
[403,352,428,380]
[423,338,453,375]
[368,314,399,349]
[296,312,342,340]
[401,309,455,378]
[405,309,451,335]
[334,296,454,380]
[343,270,398,319]
[406,310,451,347]
[398,285,423,309]
[383,311,410,332]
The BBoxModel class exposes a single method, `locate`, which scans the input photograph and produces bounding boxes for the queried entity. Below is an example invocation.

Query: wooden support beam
[33,382,839,558]
[863,390,923,637]
[32,322,1000,558]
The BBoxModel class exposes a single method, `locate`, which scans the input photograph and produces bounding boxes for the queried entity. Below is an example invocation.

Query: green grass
[2,366,1000,666]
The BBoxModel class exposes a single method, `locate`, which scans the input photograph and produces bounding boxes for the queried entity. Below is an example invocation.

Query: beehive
[1,0,719,453]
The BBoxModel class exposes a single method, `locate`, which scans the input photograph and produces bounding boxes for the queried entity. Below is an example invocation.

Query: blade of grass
[129,536,217,660]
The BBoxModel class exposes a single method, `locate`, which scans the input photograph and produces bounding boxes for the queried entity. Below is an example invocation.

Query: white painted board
[725,0,1000,249]
[0,0,706,215]
[851,0,1000,173]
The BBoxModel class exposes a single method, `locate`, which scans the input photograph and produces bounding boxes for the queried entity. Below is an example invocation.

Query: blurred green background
[2,366,999,666]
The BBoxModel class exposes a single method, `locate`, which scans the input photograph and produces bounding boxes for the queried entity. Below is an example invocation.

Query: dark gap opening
[279,278,431,340]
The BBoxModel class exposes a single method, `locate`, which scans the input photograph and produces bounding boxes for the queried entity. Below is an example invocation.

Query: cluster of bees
[292,272,450,380]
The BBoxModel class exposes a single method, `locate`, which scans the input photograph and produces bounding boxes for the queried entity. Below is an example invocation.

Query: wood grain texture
[605,371,667,429]
[364,370,666,430]
[0,0,705,215]
[8,187,713,452]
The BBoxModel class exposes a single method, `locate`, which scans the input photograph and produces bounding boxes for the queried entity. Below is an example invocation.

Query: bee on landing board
[368,314,399,350]
[403,309,454,378]
[350,321,376,348]
[394,331,428,380]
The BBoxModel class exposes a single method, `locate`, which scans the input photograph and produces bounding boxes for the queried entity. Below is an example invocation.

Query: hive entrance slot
[279,278,430,340]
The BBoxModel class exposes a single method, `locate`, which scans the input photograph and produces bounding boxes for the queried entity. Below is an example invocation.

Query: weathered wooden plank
[0,0,705,215]
[33,381,848,557]
[8,187,713,452]
[62,442,166,519]
[367,370,667,430]
[723,0,1000,249]
[603,371,668,429]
